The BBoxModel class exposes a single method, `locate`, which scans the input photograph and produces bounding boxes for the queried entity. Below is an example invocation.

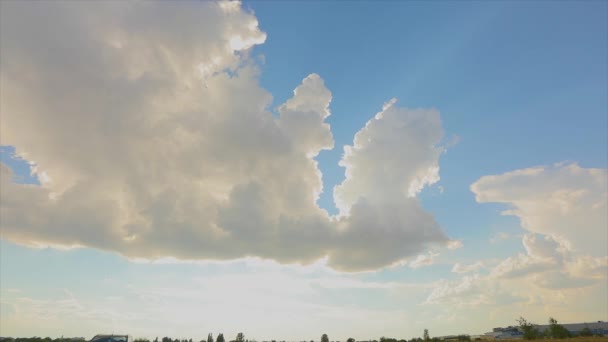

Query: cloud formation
[471,163,607,256]
[469,163,607,293]
[0,0,448,271]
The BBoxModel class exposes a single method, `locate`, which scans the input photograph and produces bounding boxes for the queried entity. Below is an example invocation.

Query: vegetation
[518,316,541,340]
[580,327,593,337]
[546,318,572,339]
[1,325,605,342]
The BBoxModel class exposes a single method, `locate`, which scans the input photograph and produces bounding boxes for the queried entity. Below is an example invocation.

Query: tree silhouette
[321,334,329,342]
[217,334,225,342]
[423,330,429,341]
[208,334,213,342]
[236,334,245,342]
[347,338,355,342]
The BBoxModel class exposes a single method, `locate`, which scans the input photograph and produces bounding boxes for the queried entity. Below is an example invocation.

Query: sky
[0,0,607,339]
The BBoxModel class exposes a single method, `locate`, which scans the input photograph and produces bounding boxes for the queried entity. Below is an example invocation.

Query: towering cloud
[0,0,448,271]
[471,163,607,291]
[330,99,448,270]
[471,163,607,256]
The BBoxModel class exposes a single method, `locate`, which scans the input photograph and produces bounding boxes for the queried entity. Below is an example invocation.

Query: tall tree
[208,334,213,342]
[517,317,540,340]
[236,334,245,342]
[321,334,329,342]
[423,330,429,341]
[547,317,571,338]
[217,334,225,342]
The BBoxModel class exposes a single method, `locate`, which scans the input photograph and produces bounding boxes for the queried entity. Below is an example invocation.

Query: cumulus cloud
[328,99,448,270]
[0,1,449,271]
[490,248,559,279]
[472,164,607,289]
[334,98,444,213]
[471,163,607,256]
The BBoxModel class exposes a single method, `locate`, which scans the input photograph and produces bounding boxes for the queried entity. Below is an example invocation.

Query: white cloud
[0,1,449,272]
[471,163,607,256]
[447,240,463,250]
[328,98,449,270]
[425,275,488,306]
[471,163,607,293]
[490,252,557,279]
[334,98,444,213]
[565,255,608,279]
[409,252,439,269]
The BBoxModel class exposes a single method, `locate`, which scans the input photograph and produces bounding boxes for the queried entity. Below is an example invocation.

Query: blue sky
[1,0,607,339]
[249,0,607,212]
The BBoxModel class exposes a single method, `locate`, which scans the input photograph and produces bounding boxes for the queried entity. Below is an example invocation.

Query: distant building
[484,321,608,339]
[484,326,522,340]
[536,321,608,336]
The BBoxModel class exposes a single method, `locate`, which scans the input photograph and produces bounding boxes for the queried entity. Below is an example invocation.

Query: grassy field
[516,338,608,342]
[551,336,608,342]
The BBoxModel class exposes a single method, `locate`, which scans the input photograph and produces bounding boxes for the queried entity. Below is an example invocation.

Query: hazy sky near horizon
[0,0,607,339]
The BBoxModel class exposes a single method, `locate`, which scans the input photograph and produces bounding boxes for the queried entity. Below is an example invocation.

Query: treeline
[141,333,245,342]
[135,332,469,342]
[1,331,470,342]
[0,338,86,342]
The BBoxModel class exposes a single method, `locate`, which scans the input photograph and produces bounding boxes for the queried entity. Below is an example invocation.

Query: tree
[217,334,225,342]
[236,334,245,342]
[423,330,430,342]
[322,334,329,342]
[347,338,355,342]
[579,327,593,337]
[517,317,540,340]
[547,317,571,338]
